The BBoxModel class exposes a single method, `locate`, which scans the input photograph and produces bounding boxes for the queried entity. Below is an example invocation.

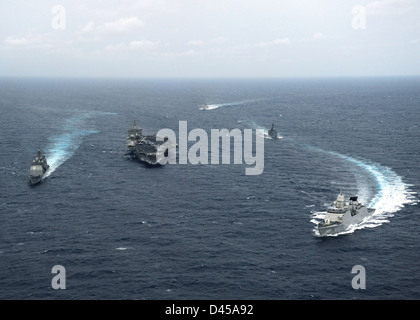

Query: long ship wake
[244,120,416,236]
[43,111,116,178]
[308,146,417,236]
[200,99,263,111]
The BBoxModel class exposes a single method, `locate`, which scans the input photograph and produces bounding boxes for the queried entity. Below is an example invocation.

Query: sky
[0,0,419,78]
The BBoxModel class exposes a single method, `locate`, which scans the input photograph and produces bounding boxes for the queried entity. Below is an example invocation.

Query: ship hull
[318,207,375,236]
[29,164,49,185]
[317,224,346,236]
[133,153,162,167]
[268,132,278,140]
[29,175,43,185]
[127,148,162,167]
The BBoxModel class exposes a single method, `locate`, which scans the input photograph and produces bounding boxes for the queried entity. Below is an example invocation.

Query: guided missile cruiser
[29,148,49,185]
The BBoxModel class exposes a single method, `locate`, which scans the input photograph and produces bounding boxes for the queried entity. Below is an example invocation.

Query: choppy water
[0,77,419,299]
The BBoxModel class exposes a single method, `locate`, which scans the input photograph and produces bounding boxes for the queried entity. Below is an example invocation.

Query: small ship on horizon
[29,148,49,185]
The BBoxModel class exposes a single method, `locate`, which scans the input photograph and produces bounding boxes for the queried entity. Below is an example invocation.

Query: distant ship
[29,148,49,185]
[126,120,166,166]
[317,191,376,236]
[267,123,278,139]
[199,104,210,111]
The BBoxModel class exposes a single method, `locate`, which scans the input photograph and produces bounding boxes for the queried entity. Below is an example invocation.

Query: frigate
[267,123,278,140]
[126,120,166,166]
[317,191,376,236]
[29,148,49,185]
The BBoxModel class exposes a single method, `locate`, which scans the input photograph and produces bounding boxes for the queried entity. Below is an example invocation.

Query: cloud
[80,16,145,37]
[103,17,145,33]
[301,32,327,42]
[3,33,65,51]
[182,49,198,56]
[4,36,29,46]
[187,40,204,47]
[187,37,229,48]
[129,40,159,49]
[366,0,413,16]
[211,37,229,43]
[80,22,95,34]
[104,40,160,51]
[255,38,290,47]
[311,32,326,41]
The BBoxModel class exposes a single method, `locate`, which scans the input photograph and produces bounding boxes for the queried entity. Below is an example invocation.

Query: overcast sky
[0,0,419,77]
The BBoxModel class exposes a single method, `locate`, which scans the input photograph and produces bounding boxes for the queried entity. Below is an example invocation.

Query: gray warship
[29,148,49,185]
[267,123,278,139]
[126,120,166,166]
[317,191,376,236]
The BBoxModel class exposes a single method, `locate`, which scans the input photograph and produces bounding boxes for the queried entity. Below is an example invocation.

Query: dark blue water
[0,77,419,299]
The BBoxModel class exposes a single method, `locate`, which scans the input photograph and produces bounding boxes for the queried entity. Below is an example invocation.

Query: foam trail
[44,111,115,178]
[307,145,417,236]
[200,99,263,111]
[218,99,263,107]
[199,104,220,110]
[327,151,415,214]
[44,129,98,177]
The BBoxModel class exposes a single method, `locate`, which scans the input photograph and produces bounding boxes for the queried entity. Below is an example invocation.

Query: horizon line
[1,75,420,80]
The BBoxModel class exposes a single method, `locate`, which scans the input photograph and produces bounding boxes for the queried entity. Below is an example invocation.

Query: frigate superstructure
[317,191,376,236]
[29,148,49,185]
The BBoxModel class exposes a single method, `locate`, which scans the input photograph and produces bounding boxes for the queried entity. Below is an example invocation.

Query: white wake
[43,111,116,178]
[199,99,263,111]
[310,149,417,236]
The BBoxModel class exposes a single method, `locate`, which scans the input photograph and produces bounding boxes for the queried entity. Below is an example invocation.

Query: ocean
[0,77,419,299]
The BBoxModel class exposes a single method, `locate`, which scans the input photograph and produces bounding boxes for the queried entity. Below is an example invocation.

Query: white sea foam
[43,111,115,178]
[44,130,99,178]
[328,151,417,216]
[199,99,263,111]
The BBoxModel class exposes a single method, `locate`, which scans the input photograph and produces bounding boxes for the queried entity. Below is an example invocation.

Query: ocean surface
[0,77,419,299]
